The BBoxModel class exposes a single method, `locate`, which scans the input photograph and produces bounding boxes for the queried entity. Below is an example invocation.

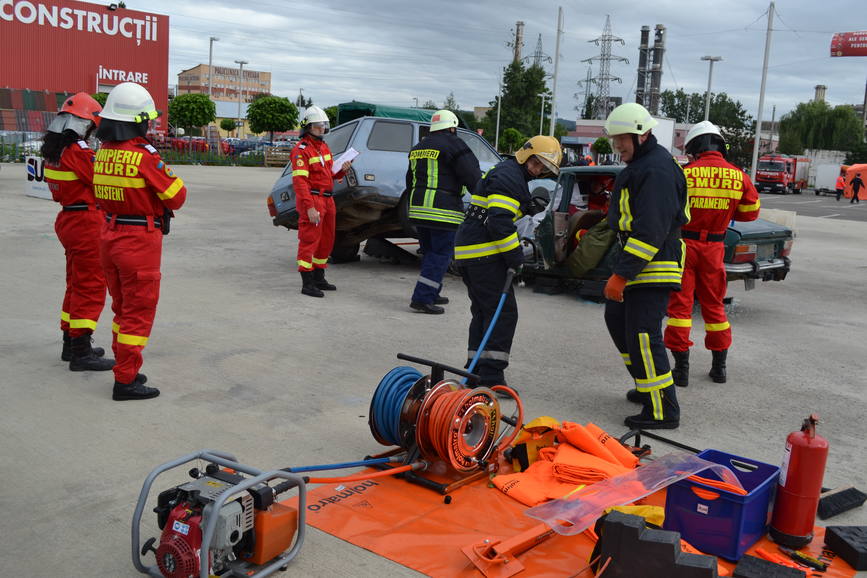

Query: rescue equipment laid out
[132,450,307,578]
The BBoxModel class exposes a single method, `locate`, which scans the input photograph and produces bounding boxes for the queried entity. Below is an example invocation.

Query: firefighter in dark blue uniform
[406,110,481,314]
[454,135,562,386]
[603,103,689,430]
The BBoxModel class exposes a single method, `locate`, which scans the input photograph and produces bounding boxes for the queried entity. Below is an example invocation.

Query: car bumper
[725,257,790,280]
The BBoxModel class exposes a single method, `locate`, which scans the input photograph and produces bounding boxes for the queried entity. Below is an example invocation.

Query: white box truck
[812,163,845,196]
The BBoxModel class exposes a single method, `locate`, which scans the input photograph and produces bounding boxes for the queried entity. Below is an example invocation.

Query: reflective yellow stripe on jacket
[44,169,79,181]
[454,232,519,260]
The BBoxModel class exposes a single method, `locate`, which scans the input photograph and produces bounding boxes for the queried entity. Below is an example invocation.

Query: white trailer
[812,163,844,196]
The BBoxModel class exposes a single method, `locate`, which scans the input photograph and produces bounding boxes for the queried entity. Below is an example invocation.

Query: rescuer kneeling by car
[603,103,689,430]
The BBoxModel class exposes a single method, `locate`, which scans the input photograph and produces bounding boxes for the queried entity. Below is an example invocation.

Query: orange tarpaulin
[843,164,867,200]
[291,471,858,577]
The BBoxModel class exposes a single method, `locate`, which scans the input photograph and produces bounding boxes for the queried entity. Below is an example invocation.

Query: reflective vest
[406,130,481,230]
[608,134,689,289]
[454,158,529,268]
[683,151,760,234]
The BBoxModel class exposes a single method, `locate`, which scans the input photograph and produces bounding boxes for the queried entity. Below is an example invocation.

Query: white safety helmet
[604,102,658,136]
[301,106,330,133]
[684,120,727,157]
[99,82,159,123]
[430,109,459,132]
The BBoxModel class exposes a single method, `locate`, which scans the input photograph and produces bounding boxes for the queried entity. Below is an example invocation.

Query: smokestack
[648,24,666,115]
[814,84,827,102]
[513,21,525,64]
[636,26,650,107]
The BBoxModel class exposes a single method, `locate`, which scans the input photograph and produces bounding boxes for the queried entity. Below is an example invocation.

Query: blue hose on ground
[370,365,423,446]
[286,457,394,473]
[463,269,516,384]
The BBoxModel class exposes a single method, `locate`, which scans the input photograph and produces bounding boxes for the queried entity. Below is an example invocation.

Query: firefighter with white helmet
[405,109,481,314]
[42,92,115,372]
[664,120,760,387]
[94,82,187,400]
[604,102,689,429]
[290,105,352,297]
[454,135,561,387]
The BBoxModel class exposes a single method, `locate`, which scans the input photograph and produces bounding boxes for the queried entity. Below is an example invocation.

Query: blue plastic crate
[663,449,780,561]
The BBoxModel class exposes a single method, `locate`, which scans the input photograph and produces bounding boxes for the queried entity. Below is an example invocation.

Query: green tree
[324,105,338,127]
[844,141,867,164]
[500,128,525,154]
[443,92,459,112]
[168,93,216,142]
[91,93,107,107]
[421,99,438,110]
[778,100,863,155]
[247,96,298,141]
[480,61,551,150]
[219,118,236,134]
[581,94,596,120]
[591,136,612,155]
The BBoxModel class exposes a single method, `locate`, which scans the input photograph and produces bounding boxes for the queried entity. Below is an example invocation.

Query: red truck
[755,154,811,194]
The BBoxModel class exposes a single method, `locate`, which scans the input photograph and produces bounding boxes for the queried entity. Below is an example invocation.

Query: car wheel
[330,234,361,263]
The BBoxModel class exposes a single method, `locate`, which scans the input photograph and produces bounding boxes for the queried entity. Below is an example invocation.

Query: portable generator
[132,450,307,578]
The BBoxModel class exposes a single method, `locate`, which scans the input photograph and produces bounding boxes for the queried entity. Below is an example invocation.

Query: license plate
[756,244,775,261]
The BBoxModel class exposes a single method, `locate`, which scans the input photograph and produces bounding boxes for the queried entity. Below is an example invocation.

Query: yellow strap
[69,318,98,330]
[44,168,79,181]
[737,201,760,212]
[117,332,148,346]
[93,174,146,188]
[667,317,692,327]
[158,177,184,200]
[292,169,310,177]
[705,321,731,331]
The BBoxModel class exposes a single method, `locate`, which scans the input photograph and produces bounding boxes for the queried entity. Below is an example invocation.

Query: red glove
[604,274,627,302]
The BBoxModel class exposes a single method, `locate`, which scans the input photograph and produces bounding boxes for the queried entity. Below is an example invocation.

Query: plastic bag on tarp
[525,451,744,535]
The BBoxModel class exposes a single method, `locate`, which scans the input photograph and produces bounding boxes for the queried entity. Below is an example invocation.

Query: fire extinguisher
[769,414,829,548]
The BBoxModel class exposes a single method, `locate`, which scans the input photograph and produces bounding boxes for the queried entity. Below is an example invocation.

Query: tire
[330,233,360,263]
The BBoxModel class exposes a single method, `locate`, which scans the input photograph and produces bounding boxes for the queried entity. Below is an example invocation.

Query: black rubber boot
[434,295,449,305]
[624,385,680,430]
[300,271,324,298]
[62,331,105,361]
[671,349,690,387]
[112,378,160,401]
[312,268,336,291]
[626,388,642,403]
[410,302,444,314]
[709,349,727,383]
[69,335,115,371]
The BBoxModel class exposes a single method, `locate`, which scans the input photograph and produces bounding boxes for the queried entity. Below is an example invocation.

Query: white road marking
[818,214,841,218]
[791,200,822,204]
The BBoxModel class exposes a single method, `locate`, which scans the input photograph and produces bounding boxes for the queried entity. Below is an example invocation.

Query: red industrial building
[0,0,169,132]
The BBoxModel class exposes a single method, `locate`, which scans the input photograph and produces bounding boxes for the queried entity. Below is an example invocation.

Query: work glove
[604,274,627,302]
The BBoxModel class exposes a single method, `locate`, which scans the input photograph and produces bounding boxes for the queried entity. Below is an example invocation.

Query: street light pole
[538,94,548,134]
[234,59,247,139]
[208,36,219,98]
[495,81,502,152]
[701,55,722,121]
[750,1,775,181]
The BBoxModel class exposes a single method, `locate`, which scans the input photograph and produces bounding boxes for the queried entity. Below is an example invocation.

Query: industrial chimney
[814,84,827,102]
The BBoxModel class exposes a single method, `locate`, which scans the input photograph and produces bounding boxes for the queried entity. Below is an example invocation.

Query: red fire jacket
[44,140,97,206]
[290,135,345,215]
[92,137,187,216]
[682,151,760,235]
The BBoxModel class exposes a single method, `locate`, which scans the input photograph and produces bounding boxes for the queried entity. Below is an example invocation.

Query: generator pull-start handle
[141,537,157,557]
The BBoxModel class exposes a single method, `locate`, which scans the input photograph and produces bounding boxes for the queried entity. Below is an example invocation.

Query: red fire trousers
[296,195,336,271]
[55,209,107,338]
[100,221,163,384]
[664,239,731,352]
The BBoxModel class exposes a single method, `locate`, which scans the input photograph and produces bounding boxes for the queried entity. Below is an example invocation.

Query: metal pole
[769,104,776,152]
[701,56,722,121]
[862,77,867,143]
[539,94,547,134]
[750,2,774,180]
[208,36,219,98]
[495,86,502,152]
[234,59,247,139]
[548,6,562,137]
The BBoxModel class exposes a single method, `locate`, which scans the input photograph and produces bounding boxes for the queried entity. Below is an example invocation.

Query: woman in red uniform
[42,92,114,372]
[290,106,351,297]
[94,82,187,401]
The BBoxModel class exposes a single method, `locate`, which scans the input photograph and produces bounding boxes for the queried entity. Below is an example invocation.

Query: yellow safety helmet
[514,135,562,176]
[430,109,459,132]
[604,102,658,136]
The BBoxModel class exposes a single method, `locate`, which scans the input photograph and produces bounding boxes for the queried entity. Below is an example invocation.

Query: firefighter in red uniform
[664,121,760,387]
[42,92,114,372]
[291,106,352,297]
[94,82,187,400]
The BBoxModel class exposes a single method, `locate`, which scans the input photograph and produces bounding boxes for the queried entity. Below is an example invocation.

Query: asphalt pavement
[760,189,867,221]
[1,163,866,577]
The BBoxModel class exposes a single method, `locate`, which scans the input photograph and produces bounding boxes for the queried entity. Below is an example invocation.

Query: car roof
[560,165,623,176]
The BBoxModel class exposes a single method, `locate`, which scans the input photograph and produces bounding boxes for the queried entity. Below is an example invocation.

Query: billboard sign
[830,31,867,57]
[25,156,51,199]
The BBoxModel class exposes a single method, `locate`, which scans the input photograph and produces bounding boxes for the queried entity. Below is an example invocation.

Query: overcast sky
[139,0,864,122]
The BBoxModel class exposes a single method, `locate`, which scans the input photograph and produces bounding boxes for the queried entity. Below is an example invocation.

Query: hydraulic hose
[370,366,422,446]
[284,457,396,474]
[306,462,423,484]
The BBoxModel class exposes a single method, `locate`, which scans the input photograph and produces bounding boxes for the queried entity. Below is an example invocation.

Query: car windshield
[457,132,500,165]
[758,161,786,171]
[324,122,356,155]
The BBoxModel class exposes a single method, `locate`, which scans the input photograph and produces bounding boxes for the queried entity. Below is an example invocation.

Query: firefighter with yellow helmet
[405,109,481,314]
[603,102,689,429]
[454,135,561,387]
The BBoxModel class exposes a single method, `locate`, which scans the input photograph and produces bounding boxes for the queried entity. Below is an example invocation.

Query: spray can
[769,414,829,548]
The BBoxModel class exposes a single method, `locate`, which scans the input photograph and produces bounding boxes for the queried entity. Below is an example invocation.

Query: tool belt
[106,214,162,228]
[465,204,488,222]
[62,203,91,211]
[310,189,332,197]
[682,230,726,242]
